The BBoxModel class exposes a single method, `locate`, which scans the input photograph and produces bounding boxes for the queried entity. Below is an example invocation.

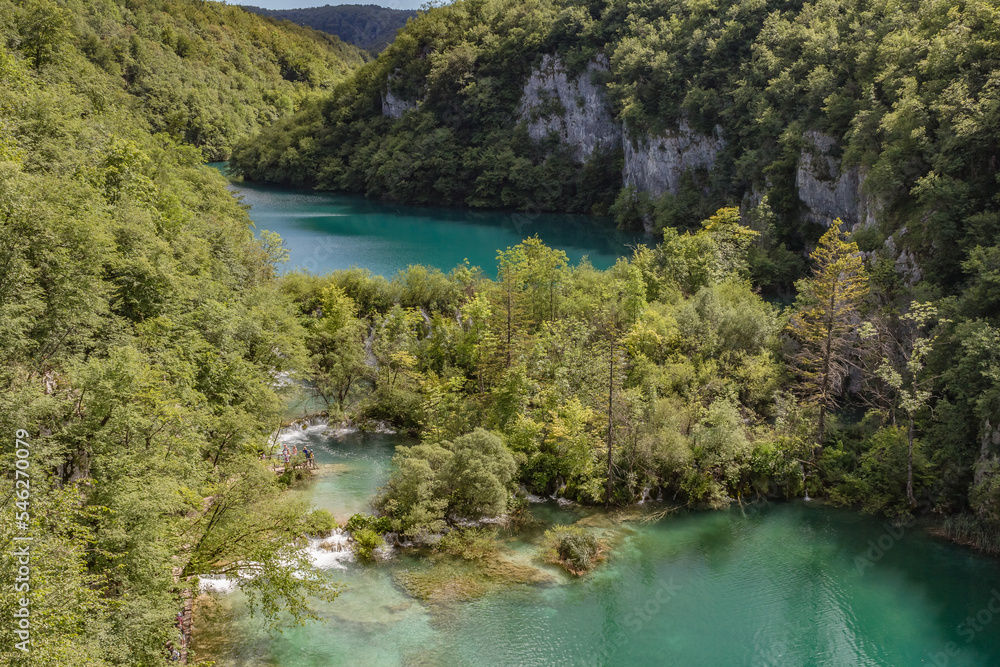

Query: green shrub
[542,525,603,575]
[435,528,500,560]
[352,527,383,561]
[303,509,338,537]
[346,513,393,534]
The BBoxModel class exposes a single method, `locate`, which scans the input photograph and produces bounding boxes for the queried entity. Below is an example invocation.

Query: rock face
[381,74,418,119]
[622,121,724,198]
[796,131,878,228]
[381,86,416,119]
[519,54,622,161]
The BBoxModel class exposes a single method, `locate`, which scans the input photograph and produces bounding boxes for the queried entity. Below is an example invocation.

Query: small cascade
[276,415,330,441]
[308,529,355,569]
[638,485,654,505]
[419,308,433,337]
[802,467,811,502]
[198,575,238,595]
[320,528,351,552]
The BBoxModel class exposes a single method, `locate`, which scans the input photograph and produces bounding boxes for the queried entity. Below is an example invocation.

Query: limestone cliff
[796,131,879,228]
[622,121,724,199]
[518,54,622,161]
[381,86,417,119]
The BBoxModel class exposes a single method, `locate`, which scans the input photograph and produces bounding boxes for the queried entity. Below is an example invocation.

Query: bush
[542,525,603,575]
[352,528,383,561]
[833,426,934,519]
[345,513,392,534]
[375,428,517,536]
[303,509,338,537]
[434,528,500,560]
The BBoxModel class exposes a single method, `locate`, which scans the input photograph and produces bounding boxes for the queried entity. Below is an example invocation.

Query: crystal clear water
[195,429,1000,667]
[207,164,647,277]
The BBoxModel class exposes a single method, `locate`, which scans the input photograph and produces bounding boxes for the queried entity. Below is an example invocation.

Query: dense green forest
[279,214,997,549]
[242,4,417,52]
[230,0,1000,554]
[2,0,365,160]
[3,0,1000,662]
[0,1,360,664]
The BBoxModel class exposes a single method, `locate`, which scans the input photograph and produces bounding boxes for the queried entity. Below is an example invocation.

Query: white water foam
[306,530,355,570]
[198,575,238,595]
[276,422,329,448]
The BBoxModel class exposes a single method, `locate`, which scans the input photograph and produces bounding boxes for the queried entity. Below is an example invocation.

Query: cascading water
[307,529,355,569]
[638,485,654,504]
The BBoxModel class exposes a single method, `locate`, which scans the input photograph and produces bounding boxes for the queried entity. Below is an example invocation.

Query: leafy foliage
[0,4,358,663]
[542,525,603,575]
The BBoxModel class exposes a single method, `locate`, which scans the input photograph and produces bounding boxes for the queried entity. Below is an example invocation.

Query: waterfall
[307,529,355,569]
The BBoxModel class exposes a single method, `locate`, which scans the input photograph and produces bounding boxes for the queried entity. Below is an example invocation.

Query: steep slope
[1,0,367,159]
[231,0,1000,291]
[242,3,417,51]
[0,1,350,663]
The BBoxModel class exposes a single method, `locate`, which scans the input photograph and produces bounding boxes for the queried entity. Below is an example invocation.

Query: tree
[376,429,516,536]
[309,285,368,410]
[494,243,528,368]
[866,302,946,508]
[518,236,568,326]
[18,0,70,70]
[788,224,869,452]
[596,259,646,504]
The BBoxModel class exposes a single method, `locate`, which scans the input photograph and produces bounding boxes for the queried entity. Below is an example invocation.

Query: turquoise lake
[208,164,646,277]
[195,428,1000,667]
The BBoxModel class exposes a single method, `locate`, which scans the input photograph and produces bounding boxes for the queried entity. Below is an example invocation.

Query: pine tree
[789,223,869,452]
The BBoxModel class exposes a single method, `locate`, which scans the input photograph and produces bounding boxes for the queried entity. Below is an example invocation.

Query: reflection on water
[194,430,1000,667]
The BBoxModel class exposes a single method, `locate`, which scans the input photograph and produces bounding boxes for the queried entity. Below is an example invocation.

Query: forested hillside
[231,0,1000,291]
[231,0,1000,554]
[1,0,365,160]
[242,3,417,51]
[0,1,356,664]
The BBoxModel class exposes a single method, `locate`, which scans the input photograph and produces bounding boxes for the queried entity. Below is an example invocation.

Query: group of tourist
[256,443,317,469]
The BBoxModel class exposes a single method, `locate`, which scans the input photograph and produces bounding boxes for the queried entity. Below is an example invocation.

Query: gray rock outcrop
[519,54,622,161]
[622,121,725,199]
[883,231,923,286]
[796,130,881,228]
[381,86,416,119]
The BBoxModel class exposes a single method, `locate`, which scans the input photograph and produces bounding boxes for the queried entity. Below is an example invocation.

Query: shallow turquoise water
[197,431,1000,667]
[207,164,646,277]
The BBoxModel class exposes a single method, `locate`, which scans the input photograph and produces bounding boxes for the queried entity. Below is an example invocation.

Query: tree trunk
[817,283,836,455]
[505,285,512,368]
[817,403,826,459]
[907,414,915,508]
[606,347,614,507]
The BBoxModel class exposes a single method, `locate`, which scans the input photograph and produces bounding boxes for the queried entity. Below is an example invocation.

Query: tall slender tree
[788,223,869,453]
[871,302,945,507]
